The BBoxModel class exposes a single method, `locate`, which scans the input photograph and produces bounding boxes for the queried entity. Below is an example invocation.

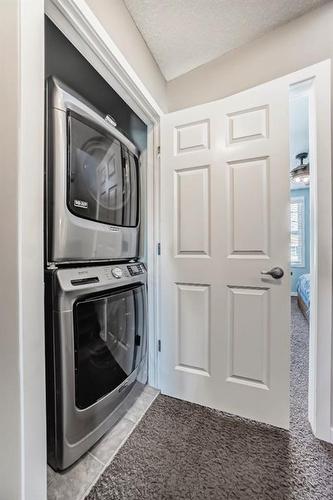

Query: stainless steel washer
[45,262,147,470]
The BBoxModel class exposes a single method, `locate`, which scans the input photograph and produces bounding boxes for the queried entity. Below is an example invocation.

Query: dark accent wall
[45,17,147,152]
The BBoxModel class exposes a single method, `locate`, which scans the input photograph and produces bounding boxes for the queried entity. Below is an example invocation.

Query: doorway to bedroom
[289,81,311,427]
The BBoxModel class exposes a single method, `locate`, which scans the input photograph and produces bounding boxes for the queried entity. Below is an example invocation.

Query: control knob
[111,267,123,279]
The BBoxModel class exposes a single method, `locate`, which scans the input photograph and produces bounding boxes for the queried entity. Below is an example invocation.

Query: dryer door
[68,111,139,228]
[73,283,146,410]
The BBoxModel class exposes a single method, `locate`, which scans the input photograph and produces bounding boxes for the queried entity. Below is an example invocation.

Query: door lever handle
[261,267,284,279]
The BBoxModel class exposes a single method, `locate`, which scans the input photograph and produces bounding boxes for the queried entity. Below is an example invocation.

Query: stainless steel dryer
[45,262,147,470]
[46,77,141,264]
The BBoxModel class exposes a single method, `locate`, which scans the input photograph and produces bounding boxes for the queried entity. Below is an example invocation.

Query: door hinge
[157,242,161,255]
[158,339,161,352]
[157,146,161,158]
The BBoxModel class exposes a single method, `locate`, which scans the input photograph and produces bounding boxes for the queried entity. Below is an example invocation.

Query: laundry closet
[44,18,148,471]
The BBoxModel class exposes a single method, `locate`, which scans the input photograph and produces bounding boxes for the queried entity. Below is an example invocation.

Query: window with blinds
[290,196,305,267]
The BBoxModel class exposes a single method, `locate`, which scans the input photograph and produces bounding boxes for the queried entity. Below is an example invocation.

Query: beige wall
[86,0,167,111]
[167,2,333,111]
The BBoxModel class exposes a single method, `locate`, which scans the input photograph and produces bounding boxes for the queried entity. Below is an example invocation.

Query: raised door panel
[227,105,269,144]
[175,119,210,154]
[175,283,210,376]
[227,287,269,389]
[228,157,269,257]
[175,166,210,256]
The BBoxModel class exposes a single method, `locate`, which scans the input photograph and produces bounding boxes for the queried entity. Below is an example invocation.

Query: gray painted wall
[0,3,22,498]
[167,3,333,112]
[86,0,167,111]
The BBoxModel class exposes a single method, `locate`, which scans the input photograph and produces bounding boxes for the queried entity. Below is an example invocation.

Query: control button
[111,267,123,279]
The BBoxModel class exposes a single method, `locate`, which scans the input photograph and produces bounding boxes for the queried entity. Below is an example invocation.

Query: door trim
[288,61,332,443]
[45,0,163,389]
[45,0,163,123]
[286,61,332,442]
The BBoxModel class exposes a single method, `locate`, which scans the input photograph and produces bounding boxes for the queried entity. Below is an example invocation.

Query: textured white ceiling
[124,0,329,80]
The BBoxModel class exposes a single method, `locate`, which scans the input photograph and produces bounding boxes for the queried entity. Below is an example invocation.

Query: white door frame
[4,1,162,498]
[0,2,46,499]
[285,60,332,443]
[303,61,332,442]
[45,0,163,387]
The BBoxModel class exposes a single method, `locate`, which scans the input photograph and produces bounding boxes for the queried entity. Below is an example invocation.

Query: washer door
[73,283,146,410]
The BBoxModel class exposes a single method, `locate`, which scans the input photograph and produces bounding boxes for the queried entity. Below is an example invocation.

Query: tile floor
[47,384,159,500]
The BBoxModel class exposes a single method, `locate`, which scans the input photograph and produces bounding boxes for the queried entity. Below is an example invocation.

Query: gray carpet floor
[86,299,333,499]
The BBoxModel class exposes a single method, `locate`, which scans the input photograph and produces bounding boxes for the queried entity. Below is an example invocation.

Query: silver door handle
[261,267,284,279]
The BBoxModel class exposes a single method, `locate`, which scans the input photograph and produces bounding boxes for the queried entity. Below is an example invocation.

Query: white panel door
[160,78,291,428]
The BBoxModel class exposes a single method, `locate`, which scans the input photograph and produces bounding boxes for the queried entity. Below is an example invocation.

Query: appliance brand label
[74,199,88,209]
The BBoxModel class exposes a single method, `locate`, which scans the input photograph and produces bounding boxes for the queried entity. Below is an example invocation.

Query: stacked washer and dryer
[44,78,148,471]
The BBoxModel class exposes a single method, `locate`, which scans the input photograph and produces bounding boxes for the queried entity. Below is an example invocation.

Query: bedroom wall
[289,94,309,170]
[290,187,310,293]
[289,90,310,294]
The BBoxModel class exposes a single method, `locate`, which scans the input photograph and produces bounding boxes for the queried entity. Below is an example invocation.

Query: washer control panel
[127,263,146,276]
[58,262,146,291]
